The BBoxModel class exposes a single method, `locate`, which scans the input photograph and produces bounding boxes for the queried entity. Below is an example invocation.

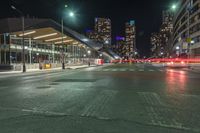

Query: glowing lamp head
[176,46,180,50]
[69,12,74,17]
[87,50,91,54]
[191,40,195,44]
[171,4,177,10]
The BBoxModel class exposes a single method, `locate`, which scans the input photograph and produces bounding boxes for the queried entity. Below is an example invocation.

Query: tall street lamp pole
[61,4,68,70]
[61,5,75,69]
[61,17,65,69]
[87,50,91,66]
[11,5,26,72]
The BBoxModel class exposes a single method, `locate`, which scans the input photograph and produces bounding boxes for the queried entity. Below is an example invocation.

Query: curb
[68,65,99,70]
[0,64,106,75]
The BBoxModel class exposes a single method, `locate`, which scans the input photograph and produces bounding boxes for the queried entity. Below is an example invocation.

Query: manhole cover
[37,86,51,89]
[54,79,97,83]
[49,83,59,86]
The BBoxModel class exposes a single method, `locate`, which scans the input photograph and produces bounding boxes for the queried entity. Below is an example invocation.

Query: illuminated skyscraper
[150,10,174,57]
[125,20,136,58]
[112,36,126,57]
[150,32,161,57]
[95,18,111,45]
[85,29,98,41]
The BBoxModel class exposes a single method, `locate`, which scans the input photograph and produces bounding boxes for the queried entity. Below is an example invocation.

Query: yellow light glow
[19,31,36,36]
[72,42,79,45]
[33,33,58,39]
[55,39,73,44]
[45,37,67,42]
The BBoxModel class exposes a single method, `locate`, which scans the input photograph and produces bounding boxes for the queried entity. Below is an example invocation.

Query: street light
[134,51,138,55]
[36,53,39,63]
[82,38,89,42]
[87,50,91,54]
[83,54,86,64]
[171,4,177,11]
[69,12,75,17]
[176,46,180,50]
[61,5,75,70]
[11,5,26,72]
[105,40,109,44]
[87,50,91,66]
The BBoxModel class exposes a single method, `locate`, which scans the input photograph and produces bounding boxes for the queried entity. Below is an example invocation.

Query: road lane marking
[138,92,164,106]
[149,69,155,72]
[112,69,118,71]
[130,69,135,71]
[139,69,144,72]
[0,106,67,117]
[138,92,200,132]
[121,69,126,71]
[80,90,117,117]
[145,106,189,130]
[103,69,109,71]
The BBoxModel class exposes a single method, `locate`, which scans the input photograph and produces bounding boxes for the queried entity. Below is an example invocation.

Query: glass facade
[95,18,112,45]
[173,0,200,57]
[125,20,136,58]
[0,34,97,67]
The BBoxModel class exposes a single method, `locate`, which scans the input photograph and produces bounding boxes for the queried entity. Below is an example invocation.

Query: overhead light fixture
[105,40,109,44]
[73,42,79,45]
[55,39,73,44]
[176,46,180,50]
[191,40,195,44]
[82,38,89,42]
[33,33,58,39]
[45,37,67,42]
[87,50,91,54]
[19,31,36,36]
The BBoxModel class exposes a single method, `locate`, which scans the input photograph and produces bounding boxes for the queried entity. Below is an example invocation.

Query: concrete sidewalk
[0,64,98,75]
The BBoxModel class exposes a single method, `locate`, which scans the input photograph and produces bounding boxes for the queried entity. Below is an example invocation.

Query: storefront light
[45,37,67,42]
[33,33,58,39]
[19,31,36,36]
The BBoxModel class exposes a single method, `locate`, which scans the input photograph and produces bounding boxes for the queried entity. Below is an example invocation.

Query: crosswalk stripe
[97,68,166,72]
[149,69,154,72]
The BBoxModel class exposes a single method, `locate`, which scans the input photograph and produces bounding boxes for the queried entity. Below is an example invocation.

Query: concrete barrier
[0,65,13,71]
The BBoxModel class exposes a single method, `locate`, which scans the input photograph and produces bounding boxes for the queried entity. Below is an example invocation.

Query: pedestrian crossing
[94,68,165,72]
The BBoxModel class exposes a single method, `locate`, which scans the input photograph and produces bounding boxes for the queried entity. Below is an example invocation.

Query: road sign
[186,38,192,43]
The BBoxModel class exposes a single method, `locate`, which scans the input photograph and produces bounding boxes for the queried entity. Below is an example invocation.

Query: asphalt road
[0,64,199,133]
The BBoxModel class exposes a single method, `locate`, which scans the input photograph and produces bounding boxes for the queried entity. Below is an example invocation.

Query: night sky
[1,0,174,57]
